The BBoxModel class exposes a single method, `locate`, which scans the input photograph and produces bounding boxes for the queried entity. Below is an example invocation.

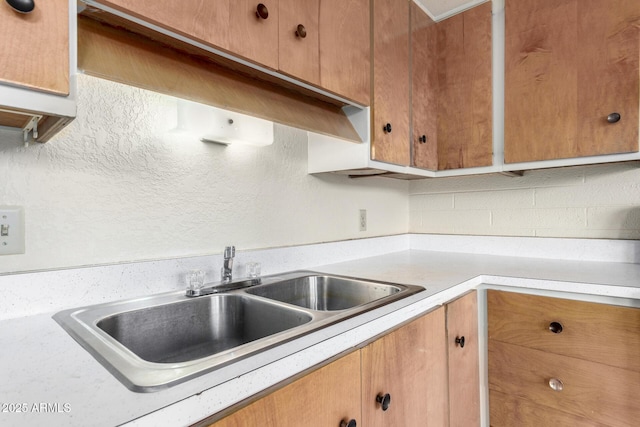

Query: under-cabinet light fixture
[176,99,274,147]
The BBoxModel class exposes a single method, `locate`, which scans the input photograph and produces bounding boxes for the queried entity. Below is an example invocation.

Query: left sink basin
[97,294,312,364]
[53,291,314,392]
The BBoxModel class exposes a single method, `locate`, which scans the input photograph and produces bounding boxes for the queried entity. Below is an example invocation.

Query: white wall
[409,163,640,239]
[0,75,409,274]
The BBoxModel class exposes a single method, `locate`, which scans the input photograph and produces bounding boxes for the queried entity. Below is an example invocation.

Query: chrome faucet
[221,246,235,283]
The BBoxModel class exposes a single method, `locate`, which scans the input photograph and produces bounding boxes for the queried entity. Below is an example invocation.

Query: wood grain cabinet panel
[278,0,320,85]
[489,340,640,427]
[447,291,480,427]
[228,0,279,70]
[490,390,609,427]
[319,0,371,105]
[436,3,493,170]
[208,351,361,427]
[487,290,640,371]
[411,2,492,171]
[100,0,230,51]
[411,2,439,170]
[361,307,449,427]
[371,0,410,165]
[0,0,69,95]
[504,0,640,163]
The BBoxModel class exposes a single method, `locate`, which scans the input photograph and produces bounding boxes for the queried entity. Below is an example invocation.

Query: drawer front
[487,290,640,371]
[489,389,608,427]
[489,340,640,427]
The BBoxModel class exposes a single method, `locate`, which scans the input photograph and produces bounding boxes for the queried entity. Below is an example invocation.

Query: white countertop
[2,239,640,427]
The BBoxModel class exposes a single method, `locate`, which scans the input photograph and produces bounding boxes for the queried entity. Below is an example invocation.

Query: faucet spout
[221,246,235,283]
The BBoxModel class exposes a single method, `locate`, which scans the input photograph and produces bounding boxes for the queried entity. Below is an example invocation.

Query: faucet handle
[224,246,235,258]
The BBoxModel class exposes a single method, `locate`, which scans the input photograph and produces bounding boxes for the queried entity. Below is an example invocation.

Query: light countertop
[2,243,640,427]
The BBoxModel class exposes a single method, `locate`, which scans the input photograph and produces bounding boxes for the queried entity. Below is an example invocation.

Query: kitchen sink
[54,271,423,392]
[245,274,402,311]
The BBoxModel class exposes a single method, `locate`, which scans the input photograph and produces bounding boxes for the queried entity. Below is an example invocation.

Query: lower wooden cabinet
[488,290,640,427]
[361,306,448,426]
[447,291,481,427]
[207,298,480,427]
[208,351,361,427]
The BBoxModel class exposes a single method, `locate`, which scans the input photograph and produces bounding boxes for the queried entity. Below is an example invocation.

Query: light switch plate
[0,206,25,255]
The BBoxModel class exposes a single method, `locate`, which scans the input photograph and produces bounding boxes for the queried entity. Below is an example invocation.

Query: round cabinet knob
[5,0,35,13]
[340,419,357,427]
[418,135,427,144]
[549,321,563,334]
[255,3,269,19]
[376,393,391,411]
[296,24,307,38]
[607,112,621,124]
[455,336,465,348]
[383,123,392,133]
[549,378,564,392]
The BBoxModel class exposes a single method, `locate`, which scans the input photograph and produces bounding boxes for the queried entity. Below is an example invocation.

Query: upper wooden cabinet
[0,0,75,142]
[0,0,69,95]
[412,2,493,171]
[278,0,320,85]
[361,307,449,426]
[504,0,640,163]
[229,1,279,70]
[92,0,370,106]
[99,0,230,50]
[371,0,411,165]
[319,0,371,105]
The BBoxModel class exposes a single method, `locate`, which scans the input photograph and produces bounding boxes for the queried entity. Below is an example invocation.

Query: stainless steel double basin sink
[54,271,424,392]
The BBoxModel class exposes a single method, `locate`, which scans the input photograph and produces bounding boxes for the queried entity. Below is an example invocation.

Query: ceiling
[414,0,490,22]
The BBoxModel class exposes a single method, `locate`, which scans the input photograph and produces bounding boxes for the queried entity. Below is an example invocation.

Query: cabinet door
[99,0,229,50]
[371,0,410,165]
[0,0,69,95]
[319,0,371,105]
[362,307,449,427]
[411,2,492,171]
[278,0,320,85]
[411,3,439,170]
[208,351,361,427]
[228,0,279,70]
[436,3,493,170]
[505,0,640,163]
[447,291,480,427]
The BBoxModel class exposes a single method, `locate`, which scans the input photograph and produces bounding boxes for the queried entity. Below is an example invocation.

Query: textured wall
[409,163,640,239]
[0,75,409,274]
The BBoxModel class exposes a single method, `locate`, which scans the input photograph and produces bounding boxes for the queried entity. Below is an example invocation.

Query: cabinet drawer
[489,340,640,427]
[487,290,640,371]
[489,389,607,427]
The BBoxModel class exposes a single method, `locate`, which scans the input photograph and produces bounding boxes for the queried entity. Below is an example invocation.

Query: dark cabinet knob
[376,393,391,411]
[455,336,465,348]
[383,123,392,133]
[296,24,307,38]
[5,0,35,13]
[607,112,621,123]
[340,419,357,427]
[255,3,269,19]
[418,135,427,143]
[549,321,563,334]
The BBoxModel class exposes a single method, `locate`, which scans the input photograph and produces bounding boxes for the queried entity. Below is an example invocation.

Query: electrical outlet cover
[0,206,25,255]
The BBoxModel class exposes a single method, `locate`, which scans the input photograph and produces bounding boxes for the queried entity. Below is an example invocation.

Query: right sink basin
[245,274,402,311]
